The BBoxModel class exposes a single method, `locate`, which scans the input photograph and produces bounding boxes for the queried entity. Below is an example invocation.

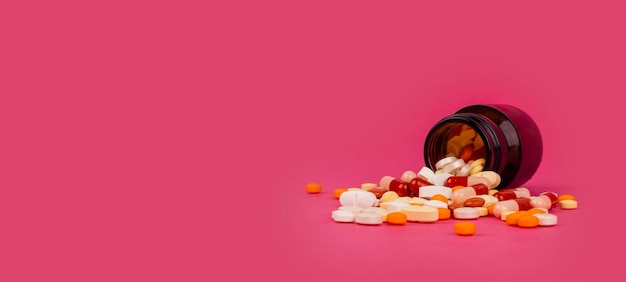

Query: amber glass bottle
[424,104,543,189]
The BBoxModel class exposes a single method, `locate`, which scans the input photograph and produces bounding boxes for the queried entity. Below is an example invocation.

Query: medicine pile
[306,155,578,236]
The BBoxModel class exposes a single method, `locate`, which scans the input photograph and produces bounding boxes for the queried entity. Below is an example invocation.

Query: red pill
[451,183,489,204]
[467,147,486,161]
[445,176,491,188]
[381,176,411,197]
[493,197,532,218]
[493,188,531,201]
[530,191,559,209]
[408,177,433,197]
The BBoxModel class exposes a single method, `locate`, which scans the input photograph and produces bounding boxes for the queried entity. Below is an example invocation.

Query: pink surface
[1,1,625,281]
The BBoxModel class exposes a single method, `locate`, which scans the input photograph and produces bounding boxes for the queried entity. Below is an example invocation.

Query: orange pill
[460,145,474,162]
[528,208,547,214]
[454,222,476,236]
[333,188,347,199]
[506,211,532,225]
[452,186,466,192]
[305,183,322,194]
[437,208,451,220]
[558,194,576,201]
[431,194,448,203]
[517,215,539,228]
[386,212,408,225]
[487,204,495,216]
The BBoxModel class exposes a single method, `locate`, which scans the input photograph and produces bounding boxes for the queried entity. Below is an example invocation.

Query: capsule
[493,198,532,218]
[530,191,559,209]
[451,184,490,204]
[408,177,433,197]
[493,188,531,201]
[379,176,410,197]
[444,176,491,188]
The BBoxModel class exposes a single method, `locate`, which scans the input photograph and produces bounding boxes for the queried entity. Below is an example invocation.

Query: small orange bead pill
[306,183,322,194]
[386,212,408,225]
[430,194,448,203]
[506,211,532,225]
[333,188,347,199]
[517,215,539,228]
[437,208,451,220]
[487,204,495,216]
[454,222,476,236]
[558,194,576,201]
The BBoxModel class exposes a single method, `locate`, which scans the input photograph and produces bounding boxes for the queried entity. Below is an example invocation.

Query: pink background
[1,1,625,281]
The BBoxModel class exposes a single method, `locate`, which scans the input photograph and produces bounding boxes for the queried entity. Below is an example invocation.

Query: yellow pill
[500,211,515,221]
[361,183,378,190]
[559,199,578,209]
[454,222,477,236]
[380,191,400,202]
[305,183,322,193]
[475,207,488,217]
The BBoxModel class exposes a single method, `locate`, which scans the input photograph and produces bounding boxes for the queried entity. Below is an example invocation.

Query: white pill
[443,159,465,174]
[533,213,558,226]
[432,172,453,186]
[435,156,458,170]
[362,207,387,214]
[424,200,448,209]
[338,205,362,214]
[401,170,418,182]
[386,200,411,211]
[416,167,436,183]
[332,210,356,222]
[453,207,480,219]
[419,185,453,199]
[397,196,412,203]
[401,206,438,223]
[456,164,472,176]
[339,190,377,208]
[355,212,383,225]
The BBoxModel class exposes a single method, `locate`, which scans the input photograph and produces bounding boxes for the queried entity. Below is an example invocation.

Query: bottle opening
[444,123,487,163]
[424,118,497,178]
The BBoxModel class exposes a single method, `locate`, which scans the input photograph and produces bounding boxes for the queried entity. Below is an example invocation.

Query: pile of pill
[445,124,486,163]
[307,158,578,236]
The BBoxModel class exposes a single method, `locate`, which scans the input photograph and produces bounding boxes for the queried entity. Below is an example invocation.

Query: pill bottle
[423,104,542,189]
